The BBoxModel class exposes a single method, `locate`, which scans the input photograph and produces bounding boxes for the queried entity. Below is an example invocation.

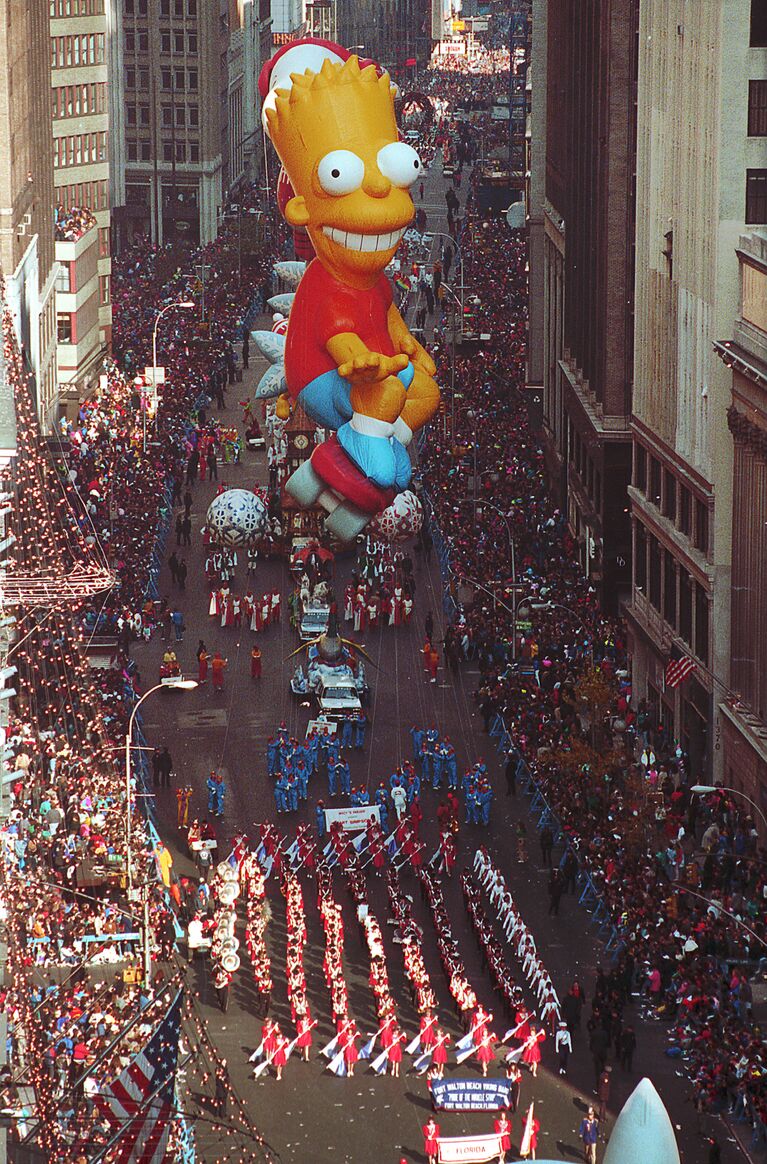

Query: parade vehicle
[315,673,362,719]
[299,601,331,640]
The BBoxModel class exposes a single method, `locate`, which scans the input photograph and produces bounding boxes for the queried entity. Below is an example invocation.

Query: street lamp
[125,678,197,893]
[148,300,194,451]
[690,785,767,832]
[427,231,464,315]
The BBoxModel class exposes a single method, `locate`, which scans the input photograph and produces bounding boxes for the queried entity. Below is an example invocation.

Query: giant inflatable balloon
[258,38,440,541]
[206,489,268,547]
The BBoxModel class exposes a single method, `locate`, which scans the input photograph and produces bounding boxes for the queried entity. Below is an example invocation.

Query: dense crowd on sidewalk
[418,75,767,1143]
[0,188,290,1154]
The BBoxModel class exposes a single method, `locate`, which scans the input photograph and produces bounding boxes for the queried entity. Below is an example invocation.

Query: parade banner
[437,1132,503,1162]
[324,805,380,831]
[431,1079,512,1111]
[307,718,336,737]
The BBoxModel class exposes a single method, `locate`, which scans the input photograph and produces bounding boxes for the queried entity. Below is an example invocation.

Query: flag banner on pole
[92,991,182,1164]
[665,654,696,689]
[326,1048,346,1076]
[359,1033,377,1060]
[321,1034,339,1058]
[370,1046,389,1075]
[248,1040,264,1061]
[455,1043,476,1066]
[519,1102,535,1156]
[406,1032,421,1055]
[413,1050,432,1074]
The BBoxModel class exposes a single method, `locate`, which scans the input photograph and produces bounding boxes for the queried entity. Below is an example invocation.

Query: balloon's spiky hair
[266,55,393,140]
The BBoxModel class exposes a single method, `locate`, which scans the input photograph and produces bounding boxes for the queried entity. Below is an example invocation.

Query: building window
[125,31,135,51]
[126,67,136,89]
[175,106,185,126]
[648,534,661,611]
[174,31,185,52]
[161,104,173,127]
[187,0,196,13]
[138,32,148,52]
[751,0,767,46]
[188,105,199,126]
[161,68,172,90]
[140,105,150,126]
[679,486,691,537]
[187,32,197,52]
[649,456,661,507]
[161,31,171,53]
[57,313,73,343]
[746,169,767,224]
[634,444,646,492]
[663,551,676,628]
[99,275,110,305]
[127,140,138,161]
[188,69,198,90]
[138,69,150,90]
[679,573,692,644]
[695,583,709,665]
[140,140,151,161]
[162,141,173,162]
[662,468,676,522]
[189,142,199,163]
[748,80,767,136]
[55,264,72,294]
[175,68,185,90]
[634,522,646,592]
[694,499,709,556]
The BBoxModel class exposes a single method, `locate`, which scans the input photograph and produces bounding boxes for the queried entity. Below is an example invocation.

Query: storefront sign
[431,1079,511,1111]
[437,1132,503,1162]
[324,805,380,831]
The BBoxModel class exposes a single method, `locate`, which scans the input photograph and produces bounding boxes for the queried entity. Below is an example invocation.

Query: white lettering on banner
[437,1133,503,1163]
[324,805,380,832]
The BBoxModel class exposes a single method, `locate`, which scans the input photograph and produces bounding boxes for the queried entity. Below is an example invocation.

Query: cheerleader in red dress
[263,1019,278,1060]
[495,1113,512,1162]
[476,1030,497,1078]
[272,1033,290,1080]
[296,1013,313,1062]
[423,1117,440,1164]
[420,1012,437,1051]
[387,1029,405,1077]
[521,1024,545,1078]
[380,1011,396,1051]
[342,1022,359,1077]
[431,1029,450,1080]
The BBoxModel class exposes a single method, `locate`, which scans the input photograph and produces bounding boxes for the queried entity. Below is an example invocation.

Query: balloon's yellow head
[265,55,421,287]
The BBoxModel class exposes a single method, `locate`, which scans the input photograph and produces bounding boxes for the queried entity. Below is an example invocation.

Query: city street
[131,158,743,1164]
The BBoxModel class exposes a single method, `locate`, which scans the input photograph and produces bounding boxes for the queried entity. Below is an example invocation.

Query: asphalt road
[132,158,746,1164]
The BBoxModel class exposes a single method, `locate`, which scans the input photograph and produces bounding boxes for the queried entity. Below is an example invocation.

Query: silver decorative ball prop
[205,489,268,547]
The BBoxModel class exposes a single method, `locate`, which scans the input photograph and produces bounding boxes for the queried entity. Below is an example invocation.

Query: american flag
[665,654,696,689]
[93,991,182,1163]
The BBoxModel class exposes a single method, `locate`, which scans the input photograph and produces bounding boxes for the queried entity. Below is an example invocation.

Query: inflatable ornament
[206,489,268,547]
[368,490,423,541]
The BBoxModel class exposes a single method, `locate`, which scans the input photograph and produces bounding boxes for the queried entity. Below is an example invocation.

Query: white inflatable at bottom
[530,1079,680,1164]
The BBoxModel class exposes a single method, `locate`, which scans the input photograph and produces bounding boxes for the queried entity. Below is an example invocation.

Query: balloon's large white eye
[317,150,365,195]
[377,142,421,188]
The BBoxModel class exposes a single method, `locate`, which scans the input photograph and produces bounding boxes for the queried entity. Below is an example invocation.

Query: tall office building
[112,0,224,248]
[528,0,639,613]
[111,0,270,249]
[50,0,112,416]
[626,0,767,785]
[0,0,58,428]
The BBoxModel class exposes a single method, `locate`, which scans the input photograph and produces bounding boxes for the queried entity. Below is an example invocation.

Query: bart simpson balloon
[258,38,440,540]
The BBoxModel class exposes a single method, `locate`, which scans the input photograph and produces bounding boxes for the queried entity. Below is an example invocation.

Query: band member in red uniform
[494,1112,512,1163]
[476,1029,497,1078]
[431,1028,450,1080]
[521,1024,545,1078]
[341,1020,359,1077]
[272,1031,290,1081]
[296,1013,313,1062]
[423,1116,440,1164]
[387,1027,406,1078]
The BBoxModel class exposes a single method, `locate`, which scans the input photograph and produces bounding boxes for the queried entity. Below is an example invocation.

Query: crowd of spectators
[418,57,767,1146]
[54,206,97,243]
